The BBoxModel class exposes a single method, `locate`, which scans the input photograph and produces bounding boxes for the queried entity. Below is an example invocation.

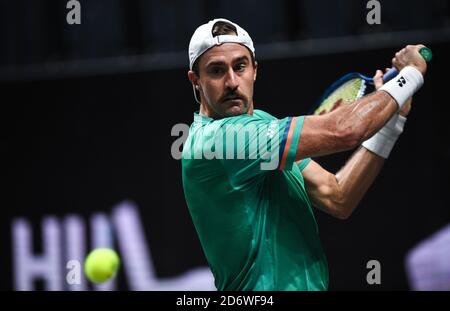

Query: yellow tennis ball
[84,248,120,283]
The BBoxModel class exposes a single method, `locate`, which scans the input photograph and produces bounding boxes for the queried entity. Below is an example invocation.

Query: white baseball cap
[188,18,255,70]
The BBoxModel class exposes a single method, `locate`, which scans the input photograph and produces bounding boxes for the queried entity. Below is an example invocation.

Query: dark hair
[212,21,238,37]
[192,21,255,76]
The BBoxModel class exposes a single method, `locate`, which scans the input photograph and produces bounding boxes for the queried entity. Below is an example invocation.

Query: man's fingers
[415,44,426,51]
[373,69,384,90]
[392,57,398,68]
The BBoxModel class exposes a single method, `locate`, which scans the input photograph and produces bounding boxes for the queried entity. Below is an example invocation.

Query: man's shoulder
[188,110,279,138]
[201,113,258,128]
[253,109,278,120]
[217,109,278,126]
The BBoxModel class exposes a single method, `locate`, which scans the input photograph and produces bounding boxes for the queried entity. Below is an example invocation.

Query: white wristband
[362,114,406,159]
[379,66,423,110]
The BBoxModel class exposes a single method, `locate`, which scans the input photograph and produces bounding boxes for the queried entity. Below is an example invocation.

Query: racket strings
[315,78,367,115]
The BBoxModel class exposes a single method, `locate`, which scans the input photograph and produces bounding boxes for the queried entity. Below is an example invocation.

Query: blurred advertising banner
[10,201,215,291]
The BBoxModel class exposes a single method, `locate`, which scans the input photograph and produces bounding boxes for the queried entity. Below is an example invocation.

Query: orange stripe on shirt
[279,117,297,170]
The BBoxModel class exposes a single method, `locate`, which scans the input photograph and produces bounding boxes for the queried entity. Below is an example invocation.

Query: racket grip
[382,68,398,82]
[382,47,432,83]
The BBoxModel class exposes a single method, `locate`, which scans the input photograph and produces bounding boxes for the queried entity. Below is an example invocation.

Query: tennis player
[181,18,427,290]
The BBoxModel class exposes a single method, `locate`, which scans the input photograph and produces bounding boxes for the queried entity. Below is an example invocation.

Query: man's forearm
[298,91,398,160]
[334,146,385,217]
[338,91,399,142]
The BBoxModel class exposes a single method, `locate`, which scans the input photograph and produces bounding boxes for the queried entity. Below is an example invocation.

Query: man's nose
[224,68,238,89]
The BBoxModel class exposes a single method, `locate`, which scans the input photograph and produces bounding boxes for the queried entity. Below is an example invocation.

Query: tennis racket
[311,47,432,115]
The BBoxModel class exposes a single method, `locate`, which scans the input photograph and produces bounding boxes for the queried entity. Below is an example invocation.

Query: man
[181,18,427,290]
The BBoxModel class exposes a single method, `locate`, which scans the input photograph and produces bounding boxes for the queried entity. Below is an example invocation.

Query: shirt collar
[193,111,213,124]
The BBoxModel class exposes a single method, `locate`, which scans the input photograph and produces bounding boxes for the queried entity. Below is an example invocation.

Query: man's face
[192,43,257,118]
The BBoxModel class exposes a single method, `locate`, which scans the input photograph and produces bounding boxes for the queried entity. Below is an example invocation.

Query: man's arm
[297,91,397,159]
[301,149,384,220]
[293,44,427,161]
[301,68,413,220]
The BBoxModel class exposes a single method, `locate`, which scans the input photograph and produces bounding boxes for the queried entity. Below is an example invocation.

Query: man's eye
[235,64,246,72]
[209,67,223,75]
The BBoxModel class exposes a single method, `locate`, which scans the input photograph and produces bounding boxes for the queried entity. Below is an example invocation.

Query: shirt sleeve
[297,158,312,171]
[216,114,305,188]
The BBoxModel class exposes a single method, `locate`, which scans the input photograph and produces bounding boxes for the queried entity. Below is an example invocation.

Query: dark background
[3,0,450,290]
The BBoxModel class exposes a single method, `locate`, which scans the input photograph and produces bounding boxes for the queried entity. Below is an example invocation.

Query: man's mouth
[223,95,243,104]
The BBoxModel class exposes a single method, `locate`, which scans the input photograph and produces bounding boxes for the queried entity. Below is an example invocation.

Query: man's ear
[188,70,202,104]
[253,61,258,81]
[188,70,199,89]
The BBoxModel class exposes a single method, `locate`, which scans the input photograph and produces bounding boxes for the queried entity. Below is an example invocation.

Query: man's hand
[392,44,428,76]
[374,68,412,117]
